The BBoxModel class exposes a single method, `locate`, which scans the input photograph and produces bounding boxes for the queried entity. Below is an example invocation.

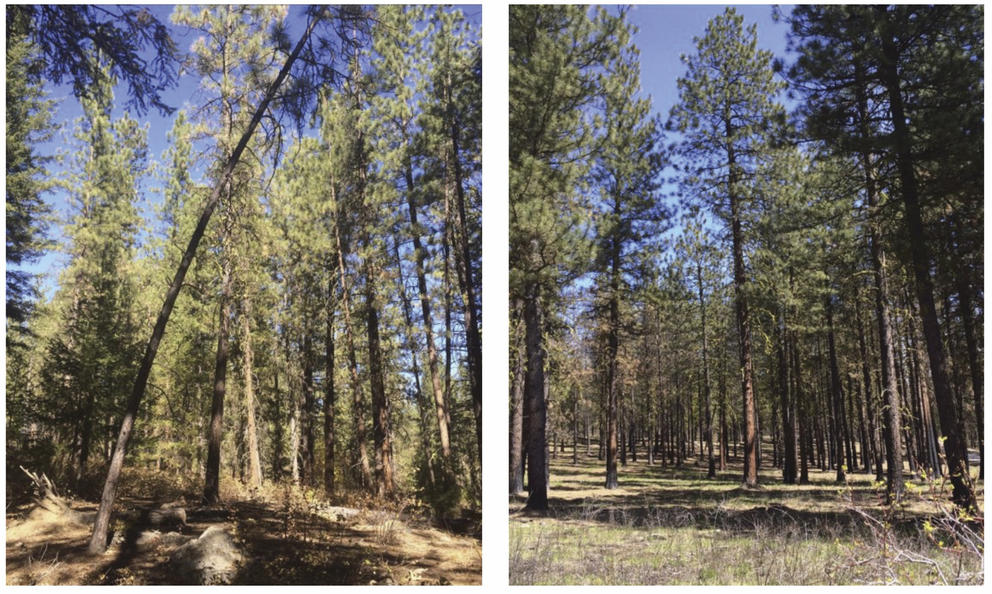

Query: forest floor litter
[7,478,481,585]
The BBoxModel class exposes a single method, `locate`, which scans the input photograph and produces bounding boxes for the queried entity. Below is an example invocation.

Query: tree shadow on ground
[512,453,977,540]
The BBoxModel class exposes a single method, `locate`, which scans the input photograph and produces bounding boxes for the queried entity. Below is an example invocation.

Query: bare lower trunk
[509,300,525,493]
[332,186,373,489]
[366,274,394,497]
[241,298,262,491]
[324,281,336,496]
[204,264,232,504]
[404,163,451,461]
[523,281,547,511]
[825,296,846,483]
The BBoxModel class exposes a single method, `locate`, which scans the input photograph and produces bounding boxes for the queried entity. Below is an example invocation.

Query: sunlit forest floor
[7,472,481,585]
[509,444,983,585]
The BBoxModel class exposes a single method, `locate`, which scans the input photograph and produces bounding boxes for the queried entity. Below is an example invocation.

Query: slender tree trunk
[791,330,810,484]
[572,386,579,465]
[444,83,482,463]
[271,371,283,480]
[725,123,758,488]
[853,56,905,502]
[719,359,728,471]
[87,15,321,554]
[331,187,373,490]
[365,269,394,497]
[323,277,336,496]
[302,335,315,486]
[697,261,716,478]
[877,8,975,509]
[287,326,302,485]
[204,262,232,504]
[241,297,262,491]
[403,162,451,461]
[956,269,983,479]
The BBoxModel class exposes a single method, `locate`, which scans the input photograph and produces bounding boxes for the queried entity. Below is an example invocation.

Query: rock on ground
[168,524,243,585]
[317,505,362,522]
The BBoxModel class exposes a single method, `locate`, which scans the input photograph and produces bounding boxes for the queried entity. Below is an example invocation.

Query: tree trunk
[444,82,482,463]
[404,162,451,461]
[777,308,796,483]
[241,297,262,491]
[956,269,983,479]
[877,10,975,509]
[725,123,758,488]
[332,185,373,490]
[324,293,336,496]
[302,335,315,486]
[204,262,232,504]
[365,273,394,497]
[854,57,905,503]
[87,14,321,554]
[523,281,547,511]
[510,300,525,493]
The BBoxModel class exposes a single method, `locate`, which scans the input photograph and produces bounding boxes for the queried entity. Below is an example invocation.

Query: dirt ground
[6,495,481,585]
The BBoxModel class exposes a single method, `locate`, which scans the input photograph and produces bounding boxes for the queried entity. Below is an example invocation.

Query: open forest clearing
[510,448,983,585]
[509,4,983,586]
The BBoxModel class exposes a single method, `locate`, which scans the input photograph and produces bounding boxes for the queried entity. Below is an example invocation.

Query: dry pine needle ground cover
[7,471,481,585]
[510,447,983,585]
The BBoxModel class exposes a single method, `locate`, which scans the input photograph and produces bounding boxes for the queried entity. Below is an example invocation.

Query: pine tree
[669,8,786,488]
[590,23,665,489]
[42,58,147,488]
[509,4,626,512]
[6,10,55,348]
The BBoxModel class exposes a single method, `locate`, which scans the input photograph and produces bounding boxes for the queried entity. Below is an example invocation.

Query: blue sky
[24,5,481,296]
[627,4,790,117]
[624,4,794,261]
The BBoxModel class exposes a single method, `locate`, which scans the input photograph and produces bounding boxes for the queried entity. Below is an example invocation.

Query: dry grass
[510,448,983,585]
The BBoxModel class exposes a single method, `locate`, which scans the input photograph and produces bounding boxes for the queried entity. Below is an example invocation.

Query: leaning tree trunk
[445,88,482,463]
[87,14,322,554]
[393,239,437,488]
[877,10,976,510]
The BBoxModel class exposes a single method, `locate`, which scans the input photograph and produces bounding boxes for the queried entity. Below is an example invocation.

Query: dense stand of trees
[509,5,982,513]
[6,5,481,553]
